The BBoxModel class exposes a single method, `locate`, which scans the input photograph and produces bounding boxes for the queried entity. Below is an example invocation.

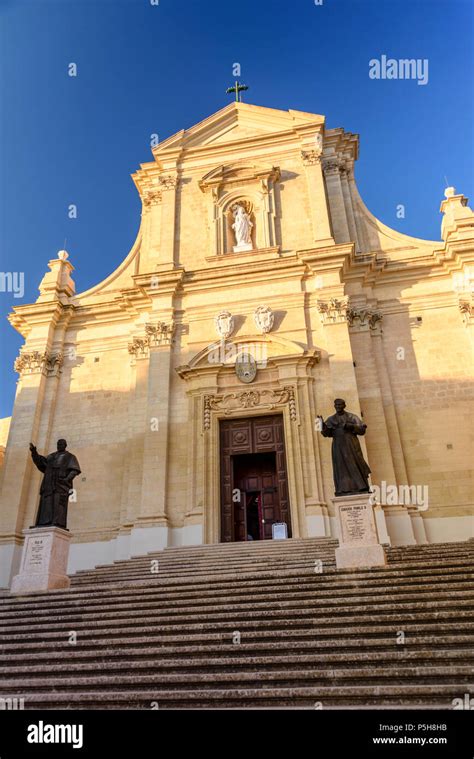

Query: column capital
[317,297,349,325]
[128,320,175,363]
[14,349,63,378]
[301,149,322,166]
[459,297,473,327]
[347,307,383,335]
[322,157,341,177]
[158,174,179,191]
[142,189,162,209]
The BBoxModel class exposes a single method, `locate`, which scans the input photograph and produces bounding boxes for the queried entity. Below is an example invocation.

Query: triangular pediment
[199,162,281,191]
[153,102,324,156]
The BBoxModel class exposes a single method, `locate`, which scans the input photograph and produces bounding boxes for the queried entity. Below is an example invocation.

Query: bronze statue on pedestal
[318,399,371,496]
[29,439,81,529]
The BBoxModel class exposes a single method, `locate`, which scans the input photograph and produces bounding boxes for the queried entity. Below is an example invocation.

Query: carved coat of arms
[254,305,274,334]
[214,311,234,339]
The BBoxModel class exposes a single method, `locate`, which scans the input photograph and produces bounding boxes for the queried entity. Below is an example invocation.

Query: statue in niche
[231,203,253,251]
[29,439,81,529]
[317,399,371,497]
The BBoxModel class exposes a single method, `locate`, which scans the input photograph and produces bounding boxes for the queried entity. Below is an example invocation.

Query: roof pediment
[152,102,325,157]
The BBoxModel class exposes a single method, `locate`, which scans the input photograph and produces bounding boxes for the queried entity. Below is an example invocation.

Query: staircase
[0,537,472,709]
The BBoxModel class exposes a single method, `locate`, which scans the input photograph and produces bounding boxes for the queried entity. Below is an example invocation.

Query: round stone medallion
[235,353,257,384]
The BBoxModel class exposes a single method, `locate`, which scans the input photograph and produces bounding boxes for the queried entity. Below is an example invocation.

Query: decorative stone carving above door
[235,352,258,383]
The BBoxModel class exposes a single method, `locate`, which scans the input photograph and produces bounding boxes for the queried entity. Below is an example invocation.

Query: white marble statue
[232,204,253,248]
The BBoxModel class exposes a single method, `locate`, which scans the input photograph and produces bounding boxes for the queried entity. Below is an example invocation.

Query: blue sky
[0,0,472,417]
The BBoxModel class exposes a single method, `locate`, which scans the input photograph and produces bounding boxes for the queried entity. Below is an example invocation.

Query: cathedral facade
[0,102,472,586]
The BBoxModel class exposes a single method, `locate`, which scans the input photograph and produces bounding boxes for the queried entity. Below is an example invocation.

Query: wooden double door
[220,415,291,542]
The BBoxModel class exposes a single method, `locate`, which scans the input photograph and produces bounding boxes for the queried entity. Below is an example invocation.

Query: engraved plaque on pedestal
[333,494,386,569]
[339,501,379,545]
[24,534,53,572]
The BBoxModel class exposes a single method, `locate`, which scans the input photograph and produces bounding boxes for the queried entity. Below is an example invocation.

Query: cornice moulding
[8,302,75,337]
[176,348,320,382]
[204,245,280,264]
[132,269,185,294]
[181,262,305,293]
[163,131,320,169]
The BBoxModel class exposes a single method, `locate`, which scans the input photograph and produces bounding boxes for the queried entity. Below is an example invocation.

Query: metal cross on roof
[226,80,249,102]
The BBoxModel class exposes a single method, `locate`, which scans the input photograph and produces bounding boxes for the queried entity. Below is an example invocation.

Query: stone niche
[199,163,281,256]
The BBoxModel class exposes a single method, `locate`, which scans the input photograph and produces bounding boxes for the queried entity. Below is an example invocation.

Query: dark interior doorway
[245,492,261,541]
[233,452,279,541]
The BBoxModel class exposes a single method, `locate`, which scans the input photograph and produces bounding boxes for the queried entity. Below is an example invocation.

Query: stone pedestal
[10,527,71,594]
[333,494,386,569]
[233,242,253,253]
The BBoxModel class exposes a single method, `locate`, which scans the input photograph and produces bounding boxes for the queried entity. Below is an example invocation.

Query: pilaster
[300,148,334,245]
[322,157,351,243]
[127,320,175,532]
[317,296,362,417]
[158,174,179,266]
[1,253,76,543]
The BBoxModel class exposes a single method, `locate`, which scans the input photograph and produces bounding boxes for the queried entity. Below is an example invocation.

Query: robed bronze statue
[318,399,371,496]
[29,439,81,529]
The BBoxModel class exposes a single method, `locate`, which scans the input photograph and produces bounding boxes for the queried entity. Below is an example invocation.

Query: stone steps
[0,685,466,709]
[2,626,472,657]
[2,648,472,677]
[5,559,474,600]
[69,543,472,568]
[2,578,472,616]
[2,635,472,660]
[70,552,473,568]
[0,538,472,708]
[68,559,472,589]
[71,555,338,578]
[2,579,471,622]
[68,537,472,586]
[1,597,472,637]
[1,605,471,633]
[1,664,472,693]
[2,570,472,619]
[2,628,473,655]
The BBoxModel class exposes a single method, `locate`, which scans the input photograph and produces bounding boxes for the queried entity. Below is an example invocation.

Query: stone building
[0,102,472,587]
